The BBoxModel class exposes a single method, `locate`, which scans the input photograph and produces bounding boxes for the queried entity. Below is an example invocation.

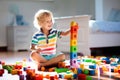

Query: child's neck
[41,28,49,36]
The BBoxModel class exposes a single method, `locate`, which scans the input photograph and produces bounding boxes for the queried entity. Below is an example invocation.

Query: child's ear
[37,17,40,21]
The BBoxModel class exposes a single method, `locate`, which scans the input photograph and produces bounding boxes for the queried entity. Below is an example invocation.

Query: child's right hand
[36,48,42,53]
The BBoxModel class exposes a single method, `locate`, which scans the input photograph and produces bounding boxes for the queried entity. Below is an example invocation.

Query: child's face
[41,16,53,31]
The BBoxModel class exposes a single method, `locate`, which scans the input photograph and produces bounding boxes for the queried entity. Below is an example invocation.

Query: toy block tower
[70,21,79,68]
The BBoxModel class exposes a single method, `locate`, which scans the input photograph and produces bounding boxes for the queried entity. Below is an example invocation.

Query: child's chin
[48,28,52,30]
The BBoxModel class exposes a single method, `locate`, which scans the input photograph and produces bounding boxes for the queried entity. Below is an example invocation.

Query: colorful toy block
[70,33,77,40]
[70,52,77,59]
[70,46,77,53]
[0,69,4,76]
[70,40,77,46]
[70,21,79,68]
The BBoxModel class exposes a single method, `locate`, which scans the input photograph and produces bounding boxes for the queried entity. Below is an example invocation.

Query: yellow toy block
[71,21,77,26]
[70,39,77,46]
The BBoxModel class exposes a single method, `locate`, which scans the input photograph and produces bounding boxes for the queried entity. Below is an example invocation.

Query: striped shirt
[31,28,61,55]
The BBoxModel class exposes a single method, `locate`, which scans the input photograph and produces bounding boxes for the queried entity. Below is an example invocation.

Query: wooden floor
[0,51,30,64]
[0,51,120,80]
[0,51,70,64]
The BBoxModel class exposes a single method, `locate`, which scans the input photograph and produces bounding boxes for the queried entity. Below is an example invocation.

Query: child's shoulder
[51,28,57,31]
[50,28,59,34]
[32,31,43,36]
[51,28,61,32]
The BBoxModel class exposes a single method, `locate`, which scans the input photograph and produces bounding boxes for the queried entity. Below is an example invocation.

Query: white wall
[95,0,120,21]
[76,0,95,19]
[103,0,120,20]
[0,0,95,47]
[0,0,56,46]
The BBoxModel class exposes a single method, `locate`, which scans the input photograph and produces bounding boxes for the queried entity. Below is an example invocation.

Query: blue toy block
[70,52,77,59]
[77,68,82,74]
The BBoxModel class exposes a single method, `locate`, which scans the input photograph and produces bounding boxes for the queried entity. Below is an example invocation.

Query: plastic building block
[77,68,82,74]
[40,66,45,71]
[89,69,95,75]
[35,74,43,80]
[70,33,77,40]
[86,76,92,80]
[71,21,77,27]
[0,69,4,76]
[55,68,69,73]
[58,62,65,68]
[71,27,78,33]
[70,52,77,59]
[19,74,25,80]
[70,40,77,46]
[64,74,73,79]
[70,46,77,52]
[48,67,55,72]
[78,74,86,80]
[89,64,96,69]
[83,69,89,75]
[70,59,79,68]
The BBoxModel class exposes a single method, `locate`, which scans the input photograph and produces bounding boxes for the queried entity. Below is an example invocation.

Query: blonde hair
[33,9,54,30]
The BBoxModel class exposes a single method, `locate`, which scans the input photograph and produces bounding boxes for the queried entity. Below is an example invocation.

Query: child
[30,9,70,70]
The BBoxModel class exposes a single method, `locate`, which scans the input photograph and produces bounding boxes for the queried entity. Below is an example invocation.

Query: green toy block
[70,46,77,52]
[86,76,92,80]
[55,68,69,73]
[83,69,89,75]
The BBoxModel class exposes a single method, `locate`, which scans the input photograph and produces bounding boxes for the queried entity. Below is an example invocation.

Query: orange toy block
[70,33,77,40]
[41,66,46,71]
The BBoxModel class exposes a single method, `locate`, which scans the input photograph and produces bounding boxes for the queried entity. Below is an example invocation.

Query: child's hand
[36,48,42,53]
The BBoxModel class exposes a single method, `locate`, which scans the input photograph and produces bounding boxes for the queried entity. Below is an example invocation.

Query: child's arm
[30,44,41,53]
[60,28,70,36]
[30,44,36,50]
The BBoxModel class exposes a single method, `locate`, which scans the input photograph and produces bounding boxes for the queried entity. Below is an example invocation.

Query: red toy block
[50,76,55,80]
[35,74,43,80]
[118,69,120,74]
[71,27,78,33]
[78,74,86,80]
[0,69,4,76]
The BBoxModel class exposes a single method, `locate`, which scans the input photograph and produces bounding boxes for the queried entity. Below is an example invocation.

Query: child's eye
[46,21,49,23]
[46,20,52,23]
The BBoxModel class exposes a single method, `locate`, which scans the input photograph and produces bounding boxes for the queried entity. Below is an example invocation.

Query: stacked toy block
[70,21,79,68]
